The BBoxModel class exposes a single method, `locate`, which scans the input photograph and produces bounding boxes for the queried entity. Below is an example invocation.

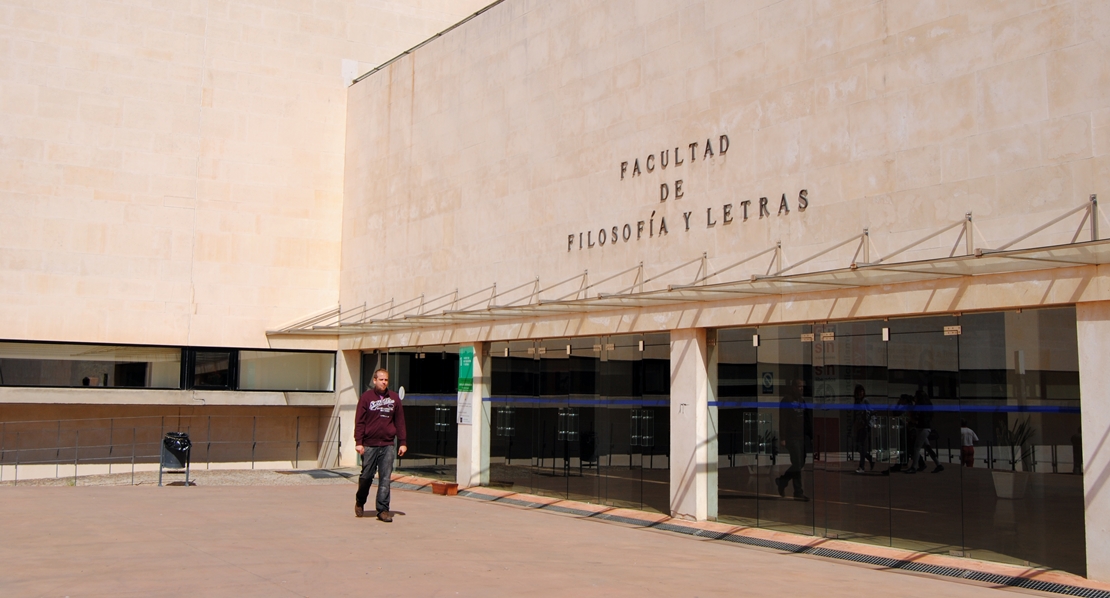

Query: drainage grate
[277,469,346,479]
[453,489,1109,598]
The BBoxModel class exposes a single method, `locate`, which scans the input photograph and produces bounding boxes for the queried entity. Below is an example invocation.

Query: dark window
[192,350,232,389]
[113,362,148,387]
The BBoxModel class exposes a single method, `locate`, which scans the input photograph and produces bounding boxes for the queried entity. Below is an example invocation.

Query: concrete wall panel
[341,0,1110,336]
[0,0,492,348]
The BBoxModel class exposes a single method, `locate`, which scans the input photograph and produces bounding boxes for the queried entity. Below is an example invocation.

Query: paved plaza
[1,472,1107,597]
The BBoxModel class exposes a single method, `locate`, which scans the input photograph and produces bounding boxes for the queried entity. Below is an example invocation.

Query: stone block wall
[342,0,1110,323]
[0,0,491,348]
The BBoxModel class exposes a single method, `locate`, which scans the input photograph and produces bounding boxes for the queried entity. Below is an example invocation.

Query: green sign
[457,346,474,392]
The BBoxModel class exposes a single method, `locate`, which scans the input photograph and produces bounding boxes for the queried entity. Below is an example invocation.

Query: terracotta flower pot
[432,481,459,496]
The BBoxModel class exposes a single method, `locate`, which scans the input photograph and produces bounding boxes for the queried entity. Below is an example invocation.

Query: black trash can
[159,432,192,486]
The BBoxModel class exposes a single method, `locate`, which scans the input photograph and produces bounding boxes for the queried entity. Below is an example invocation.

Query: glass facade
[363,348,460,481]
[239,350,335,392]
[489,333,670,513]
[712,307,1084,575]
[0,342,182,388]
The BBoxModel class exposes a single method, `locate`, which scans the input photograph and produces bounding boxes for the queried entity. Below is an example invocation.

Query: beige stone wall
[342,0,1110,345]
[0,0,492,348]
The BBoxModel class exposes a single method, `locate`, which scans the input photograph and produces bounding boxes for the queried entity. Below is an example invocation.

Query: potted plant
[992,416,1036,499]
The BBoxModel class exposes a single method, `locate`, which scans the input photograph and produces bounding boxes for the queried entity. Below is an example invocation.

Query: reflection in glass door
[600,333,670,513]
[488,334,670,513]
[810,320,890,545]
[714,328,761,527]
[756,324,814,536]
[489,340,541,494]
[713,309,1086,575]
[885,315,963,555]
[957,309,1085,571]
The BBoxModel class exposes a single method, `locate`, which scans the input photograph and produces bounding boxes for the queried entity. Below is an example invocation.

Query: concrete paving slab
[0,477,1104,597]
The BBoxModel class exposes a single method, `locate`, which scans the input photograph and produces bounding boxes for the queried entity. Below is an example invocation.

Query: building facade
[0,1,491,471]
[4,0,1110,582]
[322,0,1110,580]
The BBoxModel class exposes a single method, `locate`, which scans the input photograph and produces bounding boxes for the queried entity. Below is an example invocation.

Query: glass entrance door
[809,320,891,544]
[957,309,1085,571]
[712,309,1086,575]
[884,315,963,555]
[714,327,761,527]
[756,324,815,535]
[598,332,670,513]
[362,348,460,481]
[488,334,669,512]
[489,340,541,494]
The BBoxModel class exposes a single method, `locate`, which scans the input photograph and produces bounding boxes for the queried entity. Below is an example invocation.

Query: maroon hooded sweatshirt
[354,388,407,448]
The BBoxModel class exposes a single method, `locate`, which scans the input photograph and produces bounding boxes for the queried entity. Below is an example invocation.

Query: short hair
[372,368,389,379]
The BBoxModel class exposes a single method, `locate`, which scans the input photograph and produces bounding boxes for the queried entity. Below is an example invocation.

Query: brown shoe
[354,505,364,518]
[376,510,393,523]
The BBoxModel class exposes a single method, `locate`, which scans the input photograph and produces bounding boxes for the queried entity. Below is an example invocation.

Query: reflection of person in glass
[885,394,915,474]
[908,390,943,474]
[1071,427,1083,474]
[852,385,875,473]
[776,379,812,501]
[960,420,979,467]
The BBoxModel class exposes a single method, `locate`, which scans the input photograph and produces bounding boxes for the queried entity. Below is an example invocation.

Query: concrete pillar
[325,348,362,469]
[1076,302,1110,581]
[456,342,490,489]
[669,328,710,521]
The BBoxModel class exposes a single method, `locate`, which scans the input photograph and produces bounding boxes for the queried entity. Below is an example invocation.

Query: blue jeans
[356,445,395,513]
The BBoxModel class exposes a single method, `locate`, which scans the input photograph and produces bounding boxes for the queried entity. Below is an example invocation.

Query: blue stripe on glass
[708,401,1079,413]
[401,394,457,403]
[488,396,668,407]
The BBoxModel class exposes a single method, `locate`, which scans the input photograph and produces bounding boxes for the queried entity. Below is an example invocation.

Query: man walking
[775,379,812,501]
[355,368,407,522]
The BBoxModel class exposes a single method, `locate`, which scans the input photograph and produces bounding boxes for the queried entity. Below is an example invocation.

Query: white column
[1077,302,1110,581]
[669,328,710,521]
[456,342,490,488]
[324,348,362,469]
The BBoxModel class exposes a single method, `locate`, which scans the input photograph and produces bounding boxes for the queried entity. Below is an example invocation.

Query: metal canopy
[683,239,1110,296]
[269,238,1110,336]
[267,198,1107,336]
